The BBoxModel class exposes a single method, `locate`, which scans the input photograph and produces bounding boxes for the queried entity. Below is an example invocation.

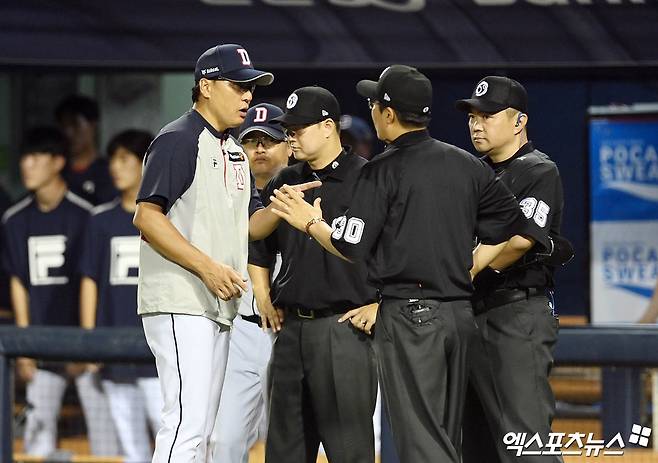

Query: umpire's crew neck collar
[486,141,535,169]
[390,129,431,148]
[191,109,225,139]
[302,148,352,181]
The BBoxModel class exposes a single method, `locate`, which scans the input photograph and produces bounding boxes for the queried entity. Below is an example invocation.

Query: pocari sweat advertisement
[590,117,658,323]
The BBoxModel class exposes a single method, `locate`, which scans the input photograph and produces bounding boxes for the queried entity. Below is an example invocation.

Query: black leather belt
[241,314,262,325]
[473,287,546,315]
[287,307,346,320]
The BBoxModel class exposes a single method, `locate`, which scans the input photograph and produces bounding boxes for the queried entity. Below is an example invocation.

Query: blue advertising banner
[590,116,658,323]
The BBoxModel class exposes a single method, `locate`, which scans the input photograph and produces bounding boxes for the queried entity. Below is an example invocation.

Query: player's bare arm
[338,302,379,335]
[79,276,98,329]
[134,202,247,301]
[248,180,322,241]
[269,184,351,262]
[248,263,284,332]
[471,241,508,280]
[10,276,36,382]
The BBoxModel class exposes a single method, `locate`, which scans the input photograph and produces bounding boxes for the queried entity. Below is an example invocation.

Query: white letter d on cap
[237,48,251,65]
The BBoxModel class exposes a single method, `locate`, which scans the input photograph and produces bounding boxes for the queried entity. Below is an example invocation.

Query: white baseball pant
[102,377,163,463]
[143,313,230,463]
[24,369,119,457]
[212,314,274,463]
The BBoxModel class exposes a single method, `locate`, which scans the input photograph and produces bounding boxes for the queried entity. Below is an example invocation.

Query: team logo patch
[82,180,96,194]
[110,236,139,285]
[233,164,246,190]
[287,93,298,109]
[383,92,391,102]
[322,109,329,117]
[475,81,489,97]
[227,150,245,162]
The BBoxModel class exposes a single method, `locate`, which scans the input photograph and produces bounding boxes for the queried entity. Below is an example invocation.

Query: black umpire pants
[265,312,377,463]
[374,298,476,463]
[462,295,562,463]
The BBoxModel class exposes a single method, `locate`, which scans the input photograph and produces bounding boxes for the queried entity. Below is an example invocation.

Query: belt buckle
[296,308,315,319]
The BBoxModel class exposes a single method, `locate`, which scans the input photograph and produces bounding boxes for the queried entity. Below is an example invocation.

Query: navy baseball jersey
[1,192,92,326]
[79,198,141,327]
[80,198,156,379]
[0,186,12,315]
[64,157,118,206]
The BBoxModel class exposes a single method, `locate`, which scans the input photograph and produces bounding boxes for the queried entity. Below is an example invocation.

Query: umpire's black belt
[473,287,546,315]
[286,307,346,320]
[241,314,262,325]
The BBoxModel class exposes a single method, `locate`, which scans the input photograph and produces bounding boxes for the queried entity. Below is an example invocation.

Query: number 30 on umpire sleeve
[331,215,365,244]
[519,197,550,228]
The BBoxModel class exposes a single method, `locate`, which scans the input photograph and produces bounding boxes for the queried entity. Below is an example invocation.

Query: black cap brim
[455,98,508,114]
[356,80,379,100]
[223,68,274,86]
[238,126,286,142]
[271,112,325,127]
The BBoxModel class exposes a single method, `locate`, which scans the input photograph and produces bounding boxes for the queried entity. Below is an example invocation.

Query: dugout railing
[1,325,658,462]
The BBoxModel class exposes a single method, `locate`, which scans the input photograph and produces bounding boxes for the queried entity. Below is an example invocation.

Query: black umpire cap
[455,76,528,114]
[238,103,286,142]
[356,65,432,116]
[194,44,274,86]
[272,86,341,127]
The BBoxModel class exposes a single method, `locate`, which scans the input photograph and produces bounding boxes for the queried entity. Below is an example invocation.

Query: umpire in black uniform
[249,86,378,463]
[456,76,567,463]
[270,66,524,462]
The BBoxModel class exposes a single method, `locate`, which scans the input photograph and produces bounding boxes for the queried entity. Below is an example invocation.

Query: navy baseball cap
[340,115,373,142]
[455,76,528,114]
[356,65,432,116]
[194,44,274,86]
[238,104,286,142]
[272,86,341,127]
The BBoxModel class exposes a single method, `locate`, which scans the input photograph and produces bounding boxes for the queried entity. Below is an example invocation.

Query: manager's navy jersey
[1,192,92,326]
[137,109,263,325]
[330,130,523,301]
[249,149,377,311]
[476,141,565,293]
[64,157,118,206]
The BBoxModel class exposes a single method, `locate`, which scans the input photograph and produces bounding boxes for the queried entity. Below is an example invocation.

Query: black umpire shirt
[475,141,564,295]
[330,130,523,301]
[249,149,377,311]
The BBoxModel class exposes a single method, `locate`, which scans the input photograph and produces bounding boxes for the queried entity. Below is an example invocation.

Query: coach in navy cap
[194,44,273,85]
[238,103,291,190]
[133,43,315,463]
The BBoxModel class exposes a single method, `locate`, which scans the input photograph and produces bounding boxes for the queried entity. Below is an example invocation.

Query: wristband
[305,217,326,235]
